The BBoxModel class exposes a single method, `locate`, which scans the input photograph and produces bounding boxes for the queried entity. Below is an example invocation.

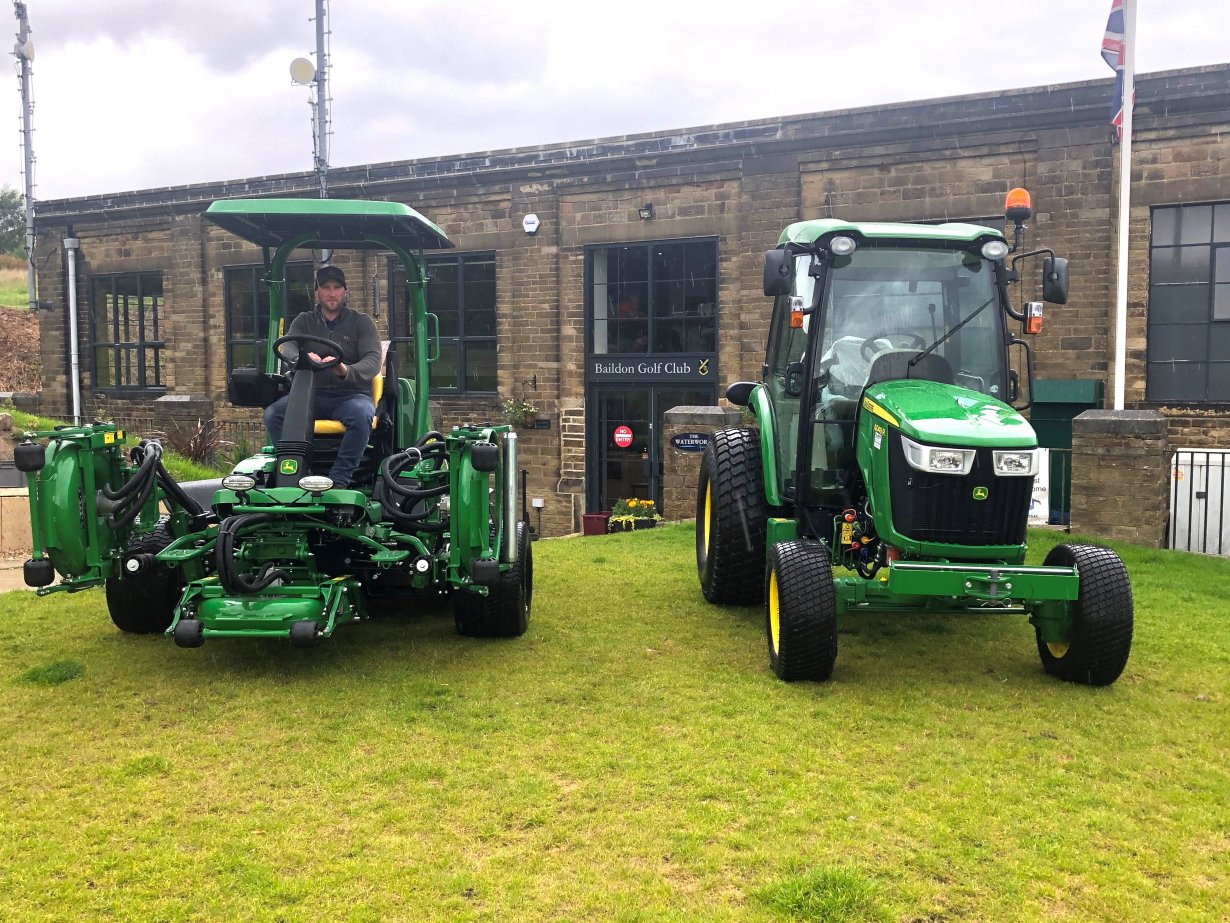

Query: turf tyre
[454,521,532,638]
[696,427,767,605]
[1036,543,1133,686]
[105,518,185,634]
[765,540,837,682]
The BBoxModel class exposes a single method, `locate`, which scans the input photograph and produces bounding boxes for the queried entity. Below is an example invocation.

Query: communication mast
[289,0,330,198]
[12,0,36,310]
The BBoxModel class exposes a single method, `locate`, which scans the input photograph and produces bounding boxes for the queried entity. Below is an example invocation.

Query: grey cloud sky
[5,0,1225,200]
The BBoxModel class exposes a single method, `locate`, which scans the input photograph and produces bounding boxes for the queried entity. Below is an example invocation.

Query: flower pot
[582,511,612,536]
[607,518,657,533]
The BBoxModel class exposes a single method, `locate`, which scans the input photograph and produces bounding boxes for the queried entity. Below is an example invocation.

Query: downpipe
[64,237,82,424]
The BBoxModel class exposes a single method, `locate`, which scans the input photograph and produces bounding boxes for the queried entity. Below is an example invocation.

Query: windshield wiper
[908,294,997,370]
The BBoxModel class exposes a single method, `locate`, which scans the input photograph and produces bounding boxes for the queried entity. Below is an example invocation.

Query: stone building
[29,64,1230,537]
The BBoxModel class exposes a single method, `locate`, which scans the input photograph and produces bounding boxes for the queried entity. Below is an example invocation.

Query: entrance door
[591,385,714,515]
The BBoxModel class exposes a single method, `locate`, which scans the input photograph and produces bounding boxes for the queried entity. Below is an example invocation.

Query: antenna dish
[289,57,316,85]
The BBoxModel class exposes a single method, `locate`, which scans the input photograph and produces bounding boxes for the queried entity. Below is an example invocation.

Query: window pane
[285,264,314,323]
[1147,361,1207,402]
[1208,362,1230,402]
[230,342,257,370]
[94,347,114,387]
[1215,204,1230,244]
[1149,283,1210,324]
[431,341,460,390]
[228,270,255,338]
[466,256,495,284]
[653,244,686,281]
[1148,324,1206,363]
[1152,208,1178,247]
[686,241,718,279]
[1179,205,1213,245]
[145,348,161,387]
[654,318,685,352]
[464,280,496,335]
[1151,246,1210,285]
[1216,247,1230,284]
[1215,284,1230,322]
[653,279,686,317]
[465,342,497,391]
[610,246,648,282]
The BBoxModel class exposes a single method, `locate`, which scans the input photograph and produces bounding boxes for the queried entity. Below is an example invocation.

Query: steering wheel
[860,332,927,362]
[273,333,343,371]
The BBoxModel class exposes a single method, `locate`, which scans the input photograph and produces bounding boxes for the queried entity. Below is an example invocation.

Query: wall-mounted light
[637,203,655,221]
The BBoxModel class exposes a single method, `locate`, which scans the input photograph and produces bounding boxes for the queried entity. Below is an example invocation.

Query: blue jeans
[264,390,376,488]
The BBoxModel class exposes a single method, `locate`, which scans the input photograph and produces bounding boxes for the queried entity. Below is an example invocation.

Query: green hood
[862,380,1036,448]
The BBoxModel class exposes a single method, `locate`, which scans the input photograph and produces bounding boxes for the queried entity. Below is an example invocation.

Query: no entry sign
[613,425,633,448]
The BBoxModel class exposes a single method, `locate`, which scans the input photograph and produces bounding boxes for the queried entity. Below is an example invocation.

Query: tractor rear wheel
[1036,543,1133,686]
[105,519,185,634]
[454,521,532,638]
[765,540,837,682]
[697,427,767,604]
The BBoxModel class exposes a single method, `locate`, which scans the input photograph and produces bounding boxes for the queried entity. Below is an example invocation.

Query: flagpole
[1112,0,1136,411]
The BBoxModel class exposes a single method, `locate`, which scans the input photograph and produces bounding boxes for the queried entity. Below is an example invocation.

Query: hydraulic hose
[101,440,161,502]
[104,441,163,529]
[215,513,291,595]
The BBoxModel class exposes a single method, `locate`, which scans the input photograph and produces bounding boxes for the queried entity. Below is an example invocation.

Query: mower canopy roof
[204,198,454,252]
[777,218,1003,248]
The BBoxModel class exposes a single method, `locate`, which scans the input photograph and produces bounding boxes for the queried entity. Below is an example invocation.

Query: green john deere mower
[17,198,530,647]
[697,189,1132,684]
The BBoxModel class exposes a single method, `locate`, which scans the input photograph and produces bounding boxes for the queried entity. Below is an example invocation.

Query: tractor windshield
[818,245,1007,400]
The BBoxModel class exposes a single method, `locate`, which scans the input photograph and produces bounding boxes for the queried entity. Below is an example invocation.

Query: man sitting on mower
[263,265,382,487]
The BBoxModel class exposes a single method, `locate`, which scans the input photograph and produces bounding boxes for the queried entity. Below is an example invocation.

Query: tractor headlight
[981,239,1010,261]
[992,449,1039,477]
[829,235,857,256]
[298,475,334,493]
[901,436,975,476]
[222,475,256,492]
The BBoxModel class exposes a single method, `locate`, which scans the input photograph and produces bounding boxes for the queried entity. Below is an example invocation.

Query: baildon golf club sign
[589,356,714,382]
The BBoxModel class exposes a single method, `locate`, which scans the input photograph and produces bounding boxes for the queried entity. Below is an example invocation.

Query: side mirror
[763,249,793,297]
[725,381,756,407]
[1042,256,1069,305]
[783,362,805,397]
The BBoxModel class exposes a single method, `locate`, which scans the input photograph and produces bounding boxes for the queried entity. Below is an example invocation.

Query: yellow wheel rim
[768,567,781,655]
[702,482,712,557]
[1047,641,1070,658]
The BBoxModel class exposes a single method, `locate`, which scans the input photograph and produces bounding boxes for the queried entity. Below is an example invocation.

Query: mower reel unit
[18,199,531,647]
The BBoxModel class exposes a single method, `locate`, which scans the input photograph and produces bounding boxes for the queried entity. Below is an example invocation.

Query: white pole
[64,238,81,424]
[314,0,329,198]
[14,2,36,312]
[1111,0,1136,411]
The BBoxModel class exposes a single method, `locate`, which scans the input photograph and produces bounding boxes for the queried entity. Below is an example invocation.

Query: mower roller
[697,188,1132,684]
[17,198,531,647]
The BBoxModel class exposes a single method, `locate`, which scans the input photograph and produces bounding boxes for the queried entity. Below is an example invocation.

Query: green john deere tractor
[17,198,531,647]
[697,189,1132,685]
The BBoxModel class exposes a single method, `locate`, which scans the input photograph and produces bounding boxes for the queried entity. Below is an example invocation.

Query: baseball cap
[315,265,347,288]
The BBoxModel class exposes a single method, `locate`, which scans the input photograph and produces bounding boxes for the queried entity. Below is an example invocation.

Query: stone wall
[661,406,742,522]
[28,65,1230,539]
[1070,410,1170,546]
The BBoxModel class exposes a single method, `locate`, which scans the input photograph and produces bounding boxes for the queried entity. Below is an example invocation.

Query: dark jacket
[284,305,382,394]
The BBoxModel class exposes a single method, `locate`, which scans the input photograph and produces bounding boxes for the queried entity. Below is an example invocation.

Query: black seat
[865,350,954,388]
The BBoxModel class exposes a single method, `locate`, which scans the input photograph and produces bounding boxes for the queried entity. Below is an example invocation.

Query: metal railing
[1169,448,1230,556]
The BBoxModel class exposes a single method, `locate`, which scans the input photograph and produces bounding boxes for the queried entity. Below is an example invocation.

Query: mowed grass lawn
[0,524,1227,922]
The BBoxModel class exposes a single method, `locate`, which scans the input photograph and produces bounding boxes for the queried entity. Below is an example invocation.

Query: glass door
[590,385,715,514]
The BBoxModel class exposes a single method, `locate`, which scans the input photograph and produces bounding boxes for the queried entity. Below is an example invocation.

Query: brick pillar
[662,405,741,521]
[1070,410,1169,546]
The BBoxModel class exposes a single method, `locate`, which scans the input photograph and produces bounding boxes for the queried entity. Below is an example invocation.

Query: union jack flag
[1101,0,1129,139]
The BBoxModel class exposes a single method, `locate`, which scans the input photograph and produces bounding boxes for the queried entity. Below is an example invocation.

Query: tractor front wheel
[454,521,532,638]
[105,519,185,635]
[1036,543,1133,686]
[765,540,837,682]
[697,427,767,605]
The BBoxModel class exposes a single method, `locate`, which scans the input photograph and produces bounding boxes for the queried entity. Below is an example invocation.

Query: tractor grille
[887,438,1030,546]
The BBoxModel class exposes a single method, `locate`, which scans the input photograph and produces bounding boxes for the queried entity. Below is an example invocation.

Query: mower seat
[313,340,390,435]
[309,341,391,484]
[865,350,954,388]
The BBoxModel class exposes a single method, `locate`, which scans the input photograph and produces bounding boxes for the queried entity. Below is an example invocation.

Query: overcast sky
[4,0,1225,202]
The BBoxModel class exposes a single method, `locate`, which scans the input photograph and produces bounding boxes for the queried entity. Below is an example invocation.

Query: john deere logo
[972,486,989,501]
[280,459,299,475]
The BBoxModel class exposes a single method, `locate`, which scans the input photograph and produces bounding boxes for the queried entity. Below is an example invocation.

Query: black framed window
[588,239,717,355]
[1147,203,1230,402]
[396,252,497,393]
[224,262,314,373]
[90,272,164,390]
